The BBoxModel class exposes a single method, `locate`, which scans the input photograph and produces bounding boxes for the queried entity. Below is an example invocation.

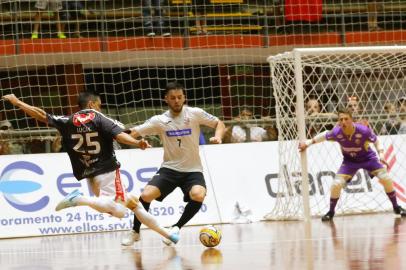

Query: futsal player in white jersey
[121,81,226,245]
[2,92,179,244]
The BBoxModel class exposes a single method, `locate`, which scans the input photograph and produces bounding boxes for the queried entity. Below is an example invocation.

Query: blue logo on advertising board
[0,161,49,212]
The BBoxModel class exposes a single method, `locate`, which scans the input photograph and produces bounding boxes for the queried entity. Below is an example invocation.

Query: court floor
[1,213,406,270]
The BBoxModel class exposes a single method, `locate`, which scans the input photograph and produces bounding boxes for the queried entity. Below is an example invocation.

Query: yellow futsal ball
[199,225,222,247]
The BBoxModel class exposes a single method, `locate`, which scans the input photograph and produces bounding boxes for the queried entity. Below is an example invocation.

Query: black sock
[133,197,150,233]
[174,200,202,229]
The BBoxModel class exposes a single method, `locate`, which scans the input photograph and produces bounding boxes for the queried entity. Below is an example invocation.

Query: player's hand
[137,138,151,150]
[2,94,19,105]
[209,136,222,144]
[298,142,307,152]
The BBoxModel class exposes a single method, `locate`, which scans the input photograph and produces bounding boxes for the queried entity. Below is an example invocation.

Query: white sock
[133,203,169,238]
[75,196,126,218]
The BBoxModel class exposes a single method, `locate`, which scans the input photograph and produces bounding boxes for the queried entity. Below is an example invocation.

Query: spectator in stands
[306,98,321,116]
[32,0,66,39]
[224,108,268,143]
[398,96,406,134]
[142,0,171,37]
[305,98,323,137]
[265,124,278,141]
[305,98,336,137]
[347,96,369,126]
[51,132,65,152]
[61,1,85,38]
[0,120,12,155]
[0,119,23,155]
[261,116,279,141]
[193,0,209,35]
[367,1,383,31]
[380,102,400,135]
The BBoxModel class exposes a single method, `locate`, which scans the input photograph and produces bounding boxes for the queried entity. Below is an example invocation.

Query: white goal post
[266,46,406,221]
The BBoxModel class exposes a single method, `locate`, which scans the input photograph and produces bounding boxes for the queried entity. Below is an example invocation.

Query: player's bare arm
[298,130,329,152]
[2,94,48,124]
[115,132,151,150]
[129,128,141,139]
[209,120,225,144]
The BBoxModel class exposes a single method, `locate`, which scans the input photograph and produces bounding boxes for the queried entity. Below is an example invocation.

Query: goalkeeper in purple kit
[299,107,406,221]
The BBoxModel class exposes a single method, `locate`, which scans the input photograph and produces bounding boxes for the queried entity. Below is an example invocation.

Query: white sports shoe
[121,230,141,246]
[55,189,82,211]
[162,226,180,246]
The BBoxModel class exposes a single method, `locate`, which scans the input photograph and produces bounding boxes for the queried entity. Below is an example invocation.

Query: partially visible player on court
[121,81,225,246]
[2,92,179,244]
[299,107,406,221]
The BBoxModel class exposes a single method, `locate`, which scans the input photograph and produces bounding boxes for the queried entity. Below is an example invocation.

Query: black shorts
[148,167,206,202]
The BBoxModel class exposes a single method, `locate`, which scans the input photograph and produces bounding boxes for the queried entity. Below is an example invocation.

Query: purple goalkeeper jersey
[325,123,378,162]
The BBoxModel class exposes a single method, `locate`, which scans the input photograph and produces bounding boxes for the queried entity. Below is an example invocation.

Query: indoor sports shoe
[162,226,180,246]
[121,230,141,246]
[55,189,82,211]
[394,206,406,217]
[321,211,335,222]
[31,33,38,39]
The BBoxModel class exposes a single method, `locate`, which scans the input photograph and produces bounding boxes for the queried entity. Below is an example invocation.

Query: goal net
[2,1,406,153]
[266,46,406,220]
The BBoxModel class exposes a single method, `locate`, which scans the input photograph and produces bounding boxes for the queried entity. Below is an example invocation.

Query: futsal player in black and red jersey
[2,92,179,244]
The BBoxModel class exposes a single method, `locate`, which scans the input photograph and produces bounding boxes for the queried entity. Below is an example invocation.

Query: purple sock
[387,191,399,209]
[329,198,339,213]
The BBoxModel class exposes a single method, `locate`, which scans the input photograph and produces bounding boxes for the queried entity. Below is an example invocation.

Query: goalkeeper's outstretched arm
[2,94,47,124]
[298,130,329,152]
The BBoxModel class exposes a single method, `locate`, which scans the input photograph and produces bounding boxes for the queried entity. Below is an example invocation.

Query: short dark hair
[165,81,184,95]
[337,107,353,118]
[78,91,100,109]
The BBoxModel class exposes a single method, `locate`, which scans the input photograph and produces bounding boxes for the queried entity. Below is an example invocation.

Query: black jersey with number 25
[47,109,124,180]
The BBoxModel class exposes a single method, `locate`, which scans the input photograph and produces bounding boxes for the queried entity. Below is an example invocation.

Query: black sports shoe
[321,211,335,221]
[394,206,406,217]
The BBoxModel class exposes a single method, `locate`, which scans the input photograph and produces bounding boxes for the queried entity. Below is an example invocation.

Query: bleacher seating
[1,0,406,37]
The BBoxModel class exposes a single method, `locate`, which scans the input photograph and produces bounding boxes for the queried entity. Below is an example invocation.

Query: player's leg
[160,184,206,245]
[122,168,177,246]
[125,194,179,244]
[322,174,351,221]
[102,169,178,243]
[372,168,406,217]
[32,0,47,38]
[365,158,406,217]
[120,185,159,246]
[174,183,206,229]
[131,185,161,232]
[322,162,356,221]
[55,171,127,218]
[87,176,101,196]
[161,172,206,245]
[165,172,205,228]
[55,189,128,218]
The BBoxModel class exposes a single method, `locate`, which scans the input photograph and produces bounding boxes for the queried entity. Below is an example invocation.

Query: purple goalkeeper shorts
[337,158,385,177]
